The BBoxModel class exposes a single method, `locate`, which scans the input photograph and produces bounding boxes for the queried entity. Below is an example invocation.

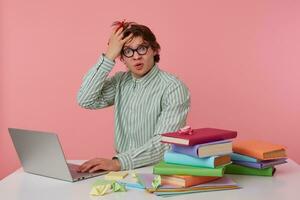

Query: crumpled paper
[112,181,127,192]
[131,171,137,178]
[90,184,111,196]
[151,175,161,190]
[90,179,127,196]
[105,171,128,180]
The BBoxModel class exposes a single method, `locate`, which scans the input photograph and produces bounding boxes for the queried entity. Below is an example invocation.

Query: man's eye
[138,46,147,51]
[124,48,132,54]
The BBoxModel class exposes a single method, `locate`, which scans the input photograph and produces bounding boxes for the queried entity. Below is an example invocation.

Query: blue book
[171,140,232,158]
[230,153,259,162]
[164,151,231,168]
[233,158,287,169]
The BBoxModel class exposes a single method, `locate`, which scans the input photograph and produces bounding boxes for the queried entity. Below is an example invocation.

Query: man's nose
[133,51,142,59]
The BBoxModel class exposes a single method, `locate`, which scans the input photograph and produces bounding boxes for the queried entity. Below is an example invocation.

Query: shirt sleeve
[77,54,119,109]
[115,81,191,170]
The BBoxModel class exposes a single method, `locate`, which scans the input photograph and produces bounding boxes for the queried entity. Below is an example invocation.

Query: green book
[153,161,224,177]
[225,164,276,176]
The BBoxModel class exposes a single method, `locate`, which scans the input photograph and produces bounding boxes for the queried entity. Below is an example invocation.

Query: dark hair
[112,21,161,63]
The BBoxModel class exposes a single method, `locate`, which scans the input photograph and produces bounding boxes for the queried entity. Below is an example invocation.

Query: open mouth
[135,63,144,70]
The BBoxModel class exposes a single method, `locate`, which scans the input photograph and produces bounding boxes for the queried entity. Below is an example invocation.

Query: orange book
[161,175,220,187]
[233,140,287,160]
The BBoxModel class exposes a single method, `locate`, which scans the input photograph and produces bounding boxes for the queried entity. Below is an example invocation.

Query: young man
[77,21,190,172]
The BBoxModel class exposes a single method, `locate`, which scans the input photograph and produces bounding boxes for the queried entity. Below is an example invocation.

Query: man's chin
[130,66,152,78]
[132,71,145,78]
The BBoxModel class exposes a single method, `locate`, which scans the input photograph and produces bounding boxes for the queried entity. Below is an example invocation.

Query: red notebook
[161,128,237,146]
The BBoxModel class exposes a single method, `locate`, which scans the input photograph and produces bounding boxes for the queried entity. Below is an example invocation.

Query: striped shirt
[77,55,190,170]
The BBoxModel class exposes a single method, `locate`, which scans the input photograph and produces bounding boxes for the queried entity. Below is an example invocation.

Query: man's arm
[77,26,133,109]
[115,82,191,170]
[77,26,134,172]
[77,55,118,109]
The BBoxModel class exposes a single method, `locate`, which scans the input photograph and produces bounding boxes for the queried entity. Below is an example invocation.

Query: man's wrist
[104,52,117,61]
[112,158,121,171]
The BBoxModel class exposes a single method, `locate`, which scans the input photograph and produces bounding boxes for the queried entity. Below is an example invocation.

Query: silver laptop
[8,128,108,182]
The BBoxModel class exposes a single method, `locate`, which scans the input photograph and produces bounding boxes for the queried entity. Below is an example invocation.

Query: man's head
[113,21,161,78]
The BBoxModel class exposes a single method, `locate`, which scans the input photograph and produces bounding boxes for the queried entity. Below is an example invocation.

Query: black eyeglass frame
[121,45,150,58]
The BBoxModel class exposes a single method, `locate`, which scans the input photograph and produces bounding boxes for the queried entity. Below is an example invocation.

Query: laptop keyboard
[67,163,91,180]
[67,163,80,172]
[67,163,107,180]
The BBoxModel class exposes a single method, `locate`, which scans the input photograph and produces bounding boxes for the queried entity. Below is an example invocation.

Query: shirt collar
[131,64,160,88]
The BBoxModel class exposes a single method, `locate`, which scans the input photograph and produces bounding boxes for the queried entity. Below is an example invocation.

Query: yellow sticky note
[131,171,137,178]
[105,171,128,180]
[90,184,111,196]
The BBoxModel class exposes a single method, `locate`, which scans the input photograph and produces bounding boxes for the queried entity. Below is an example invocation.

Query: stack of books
[225,140,288,176]
[150,127,239,196]
[136,173,240,197]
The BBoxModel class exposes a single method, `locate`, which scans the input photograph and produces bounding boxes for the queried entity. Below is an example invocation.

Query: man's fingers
[78,161,89,171]
[78,158,101,172]
[81,163,94,172]
[89,164,103,173]
[112,26,118,33]
[115,26,124,35]
[122,33,133,43]
[78,158,119,172]
[79,159,93,168]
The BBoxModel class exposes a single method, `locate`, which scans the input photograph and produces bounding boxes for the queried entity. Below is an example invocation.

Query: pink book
[161,127,237,146]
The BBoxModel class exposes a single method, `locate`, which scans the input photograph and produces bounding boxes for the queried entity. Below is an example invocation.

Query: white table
[1,159,299,200]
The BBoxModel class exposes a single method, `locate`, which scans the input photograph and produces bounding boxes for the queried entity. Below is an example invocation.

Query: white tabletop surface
[0,159,299,200]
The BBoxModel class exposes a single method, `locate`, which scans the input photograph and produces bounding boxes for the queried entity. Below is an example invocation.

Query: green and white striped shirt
[77,55,190,170]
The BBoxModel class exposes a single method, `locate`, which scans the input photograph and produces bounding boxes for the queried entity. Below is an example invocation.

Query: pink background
[1,0,300,180]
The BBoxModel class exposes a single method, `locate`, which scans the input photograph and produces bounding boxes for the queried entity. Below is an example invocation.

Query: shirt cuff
[114,152,134,170]
[94,54,115,72]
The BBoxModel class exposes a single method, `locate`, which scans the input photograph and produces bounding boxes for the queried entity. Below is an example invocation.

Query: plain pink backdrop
[1,0,300,180]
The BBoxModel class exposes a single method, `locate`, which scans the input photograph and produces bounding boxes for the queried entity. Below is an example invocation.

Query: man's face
[121,36,156,78]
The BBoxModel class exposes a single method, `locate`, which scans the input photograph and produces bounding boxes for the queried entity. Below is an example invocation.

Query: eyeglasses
[122,45,149,58]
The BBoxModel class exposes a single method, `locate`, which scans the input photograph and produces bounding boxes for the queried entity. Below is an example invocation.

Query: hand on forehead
[124,36,148,48]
